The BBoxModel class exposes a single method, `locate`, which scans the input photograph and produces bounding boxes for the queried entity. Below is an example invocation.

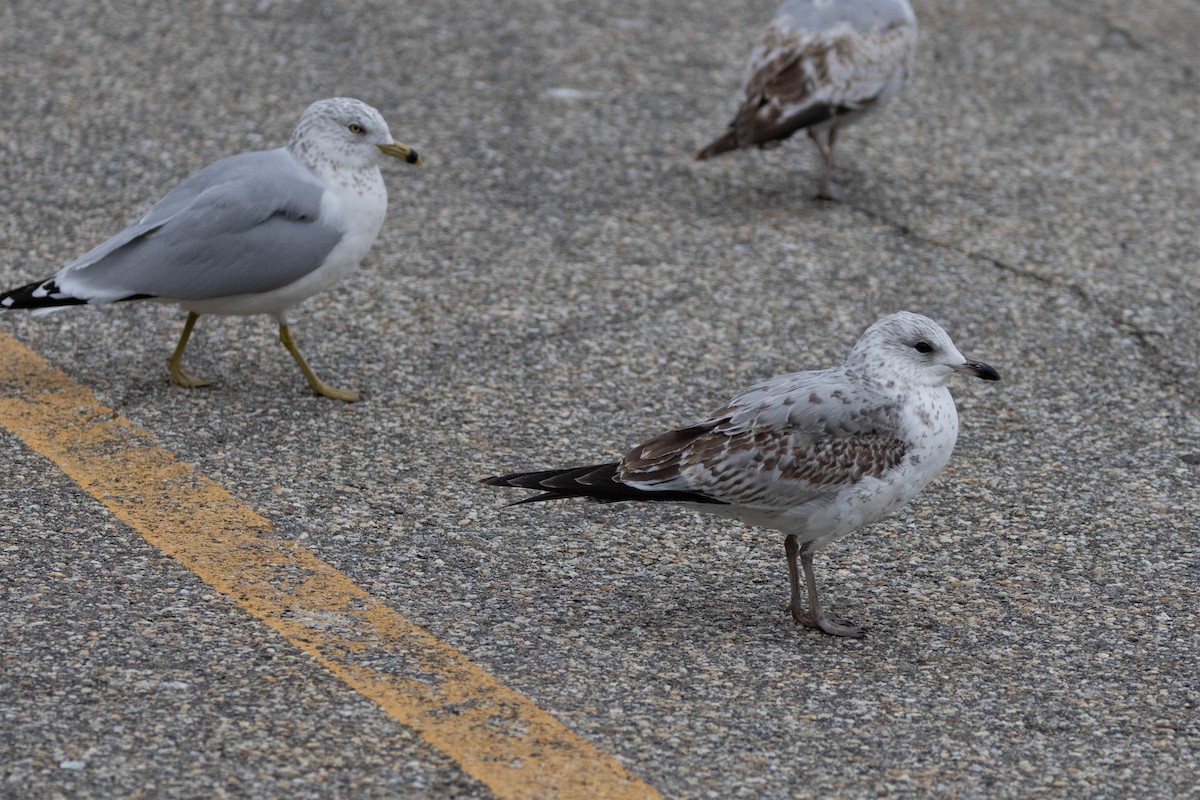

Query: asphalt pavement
[1,0,1197,797]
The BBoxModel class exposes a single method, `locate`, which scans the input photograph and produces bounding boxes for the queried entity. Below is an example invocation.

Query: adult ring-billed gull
[0,97,422,401]
[696,0,917,200]
[483,312,999,638]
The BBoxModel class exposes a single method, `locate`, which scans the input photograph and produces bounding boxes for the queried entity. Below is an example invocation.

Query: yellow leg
[278,324,360,402]
[167,312,214,388]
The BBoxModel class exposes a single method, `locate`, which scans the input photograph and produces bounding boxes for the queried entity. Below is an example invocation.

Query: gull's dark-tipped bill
[378,139,422,165]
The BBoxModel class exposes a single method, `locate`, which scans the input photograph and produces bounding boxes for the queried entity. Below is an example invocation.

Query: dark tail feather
[695,129,740,160]
[741,102,840,148]
[696,101,853,161]
[0,279,88,311]
[481,463,726,506]
[0,278,155,311]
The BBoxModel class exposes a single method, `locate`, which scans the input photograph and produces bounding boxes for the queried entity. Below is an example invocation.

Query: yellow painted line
[0,331,660,800]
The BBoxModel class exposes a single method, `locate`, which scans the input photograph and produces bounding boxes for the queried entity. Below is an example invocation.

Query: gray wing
[56,149,342,302]
[617,369,908,509]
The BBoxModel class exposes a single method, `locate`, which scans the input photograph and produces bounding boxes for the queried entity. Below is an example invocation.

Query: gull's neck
[288,136,378,185]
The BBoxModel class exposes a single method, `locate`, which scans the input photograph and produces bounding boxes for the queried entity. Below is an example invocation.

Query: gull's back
[774,0,916,36]
[55,148,340,303]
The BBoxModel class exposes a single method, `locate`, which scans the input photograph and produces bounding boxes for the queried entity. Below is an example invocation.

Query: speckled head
[847,311,1000,387]
[287,97,421,172]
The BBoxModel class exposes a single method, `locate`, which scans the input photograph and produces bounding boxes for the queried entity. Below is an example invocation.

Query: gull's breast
[777,386,960,545]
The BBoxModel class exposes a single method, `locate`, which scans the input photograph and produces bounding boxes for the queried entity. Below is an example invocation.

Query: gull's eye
[347,122,365,134]
[913,341,934,354]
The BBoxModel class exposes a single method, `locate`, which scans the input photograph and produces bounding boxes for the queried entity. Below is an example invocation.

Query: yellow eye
[348,123,365,134]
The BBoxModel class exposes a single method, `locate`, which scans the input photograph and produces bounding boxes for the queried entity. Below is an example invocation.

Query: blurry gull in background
[697,0,918,200]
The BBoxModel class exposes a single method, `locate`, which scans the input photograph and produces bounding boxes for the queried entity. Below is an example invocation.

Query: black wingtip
[480,463,728,506]
[0,279,88,310]
[695,132,738,160]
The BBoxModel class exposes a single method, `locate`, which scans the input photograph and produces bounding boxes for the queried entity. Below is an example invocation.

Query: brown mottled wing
[735,40,857,147]
[618,422,721,479]
[618,370,909,509]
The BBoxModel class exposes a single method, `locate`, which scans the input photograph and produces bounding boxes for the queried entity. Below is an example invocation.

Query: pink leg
[785,534,864,637]
[807,127,841,201]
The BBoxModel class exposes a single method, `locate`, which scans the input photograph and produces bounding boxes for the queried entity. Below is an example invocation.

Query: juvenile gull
[484,313,999,637]
[696,0,917,200]
[0,97,422,401]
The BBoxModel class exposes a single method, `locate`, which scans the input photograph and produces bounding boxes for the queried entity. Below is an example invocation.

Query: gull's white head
[846,311,1000,387]
[287,97,422,172]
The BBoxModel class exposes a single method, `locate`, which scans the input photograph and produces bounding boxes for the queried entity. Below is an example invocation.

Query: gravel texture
[1,0,1197,797]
